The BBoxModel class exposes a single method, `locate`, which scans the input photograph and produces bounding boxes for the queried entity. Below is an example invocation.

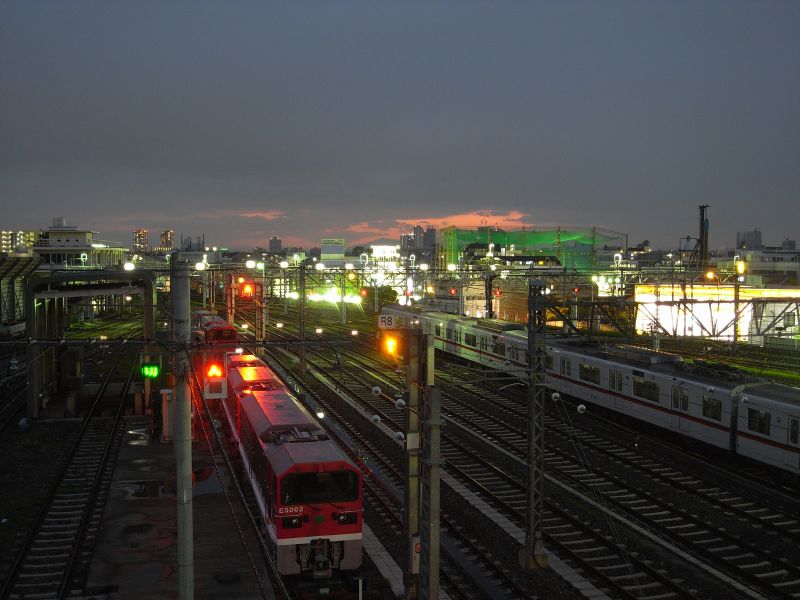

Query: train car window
[446,329,453,341]
[747,408,771,436]
[480,337,488,351]
[632,376,659,403]
[701,396,722,421]
[672,387,689,411]
[560,357,571,376]
[579,363,601,384]
[545,355,553,370]
[435,325,441,336]
[281,471,359,504]
[493,341,505,356]
[465,333,477,347]
[609,370,623,391]
[790,418,799,444]
[456,331,461,343]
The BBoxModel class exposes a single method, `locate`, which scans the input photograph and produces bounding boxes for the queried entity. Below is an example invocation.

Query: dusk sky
[1,1,798,251]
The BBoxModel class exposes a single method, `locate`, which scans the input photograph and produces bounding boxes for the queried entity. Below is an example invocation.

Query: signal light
[206,363,223,378]
[573,287,580,294]
[449,287,457,296]
[492,289,502,297]
[238,276,245,284]
[141,363,160,378]
[359,288,368,297]
[379,330,408,364]
[242,283,254,297]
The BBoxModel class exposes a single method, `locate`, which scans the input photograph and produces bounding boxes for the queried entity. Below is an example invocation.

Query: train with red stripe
[211,351,363,593]
[381,306,800,477]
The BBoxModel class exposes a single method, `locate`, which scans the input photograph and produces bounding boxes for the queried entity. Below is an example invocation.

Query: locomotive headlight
[281,516,302,529]
[334,512,358,525]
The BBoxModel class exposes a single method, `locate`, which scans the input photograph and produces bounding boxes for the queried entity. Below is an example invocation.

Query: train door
[670,386,690,431]
[786,416,800,470]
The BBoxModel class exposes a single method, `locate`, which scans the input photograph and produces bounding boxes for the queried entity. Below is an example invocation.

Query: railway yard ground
[2,300,799,599]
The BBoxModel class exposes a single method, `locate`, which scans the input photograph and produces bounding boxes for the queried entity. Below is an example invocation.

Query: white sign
[378,314,396,329]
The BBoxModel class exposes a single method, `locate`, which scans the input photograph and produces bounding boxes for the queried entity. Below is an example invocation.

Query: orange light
[705,271,716,281]
[385,336,397,356]
[360,288,368,297]
[243,283,254,296]
[449,288,457,295]
[206,363,223,378]
[238,276,245,284]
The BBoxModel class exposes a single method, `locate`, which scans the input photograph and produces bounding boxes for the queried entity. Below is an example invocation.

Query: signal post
[379,318,441,599]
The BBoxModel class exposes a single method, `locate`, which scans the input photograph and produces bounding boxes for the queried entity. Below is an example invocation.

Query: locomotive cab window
[281,471,359,505]
[579,363,601,385]
[747,408,771,436]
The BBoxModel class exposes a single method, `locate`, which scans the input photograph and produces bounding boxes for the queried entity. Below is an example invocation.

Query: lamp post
[280,260,289,315]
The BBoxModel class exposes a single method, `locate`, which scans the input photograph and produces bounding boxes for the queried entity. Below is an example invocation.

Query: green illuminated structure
[440,226,624,271]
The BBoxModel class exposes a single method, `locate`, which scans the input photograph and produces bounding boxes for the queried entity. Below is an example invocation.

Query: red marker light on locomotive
[207,363,223,378]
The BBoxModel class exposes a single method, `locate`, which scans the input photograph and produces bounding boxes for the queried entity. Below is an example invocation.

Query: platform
[85,416,272,599]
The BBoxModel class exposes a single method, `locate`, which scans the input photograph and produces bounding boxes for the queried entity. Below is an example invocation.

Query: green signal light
[141,364,160,378]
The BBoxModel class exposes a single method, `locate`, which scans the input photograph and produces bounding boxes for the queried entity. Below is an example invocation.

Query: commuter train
[216,351,363,587]
[191,309,238,345]
[381,306,800,476]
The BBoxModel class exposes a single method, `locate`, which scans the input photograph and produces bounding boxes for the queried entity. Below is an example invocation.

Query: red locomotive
[220,352,363,584]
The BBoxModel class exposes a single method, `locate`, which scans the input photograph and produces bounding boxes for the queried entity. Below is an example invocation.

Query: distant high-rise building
[423,227,437,248]
[269,236,282,253]
[0,230,37,252]
[158,229,174,251]
[737,230,763,251]
[133,228,149,252]
[400,234,415,249]
[413,225,424,246]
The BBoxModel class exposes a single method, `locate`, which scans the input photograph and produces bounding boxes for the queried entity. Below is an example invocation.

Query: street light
[123,261,135,271]
[279,261,290,314]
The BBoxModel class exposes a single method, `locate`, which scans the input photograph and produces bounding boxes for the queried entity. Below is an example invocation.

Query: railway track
[266,306,800,598]
[0,343,139,600]
[261,346,533,599]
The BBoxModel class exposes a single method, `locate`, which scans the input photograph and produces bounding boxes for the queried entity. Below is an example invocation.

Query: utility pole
[341,267,347,325]
[520,277,548,569]
[404,328,422,599]
[299,261,307,372]
[419,381,441,600]
[171,252,194,599]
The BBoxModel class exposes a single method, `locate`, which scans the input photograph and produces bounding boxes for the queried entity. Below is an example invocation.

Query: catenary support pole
[171,252,194,599]
[521,277,549,569]
[405,328,422,599]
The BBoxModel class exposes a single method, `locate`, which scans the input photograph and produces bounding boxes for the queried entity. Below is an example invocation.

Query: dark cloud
[1,1,798,249]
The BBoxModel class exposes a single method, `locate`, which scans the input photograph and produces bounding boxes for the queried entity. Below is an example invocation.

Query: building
[737,230,764,251]
[158,229,174,252]
[0,251,39,335]
[269,236,282,254]
[320,238,345,264]
[33,218,128,269]
[133,228,149,252]
[0,230,37,253]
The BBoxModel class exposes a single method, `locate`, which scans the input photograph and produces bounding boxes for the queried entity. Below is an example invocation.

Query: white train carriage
[545,343,735,451]
[735,384,800,471]
[381,305,800,476]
